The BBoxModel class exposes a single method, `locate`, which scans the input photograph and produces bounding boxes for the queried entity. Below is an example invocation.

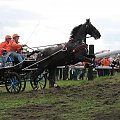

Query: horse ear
[86,19,90,23]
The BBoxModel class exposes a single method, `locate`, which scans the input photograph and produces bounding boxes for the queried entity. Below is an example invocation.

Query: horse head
[85,19,101,40]
[65,19,101,64]
[70,19,101,43]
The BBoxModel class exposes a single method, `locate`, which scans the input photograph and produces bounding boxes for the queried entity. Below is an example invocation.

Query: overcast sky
[0,0,120,52]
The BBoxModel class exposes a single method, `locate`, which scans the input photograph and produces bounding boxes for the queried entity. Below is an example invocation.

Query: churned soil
[1,76,120,120]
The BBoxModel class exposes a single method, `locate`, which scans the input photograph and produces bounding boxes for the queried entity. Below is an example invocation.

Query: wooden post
[89,44,94,55]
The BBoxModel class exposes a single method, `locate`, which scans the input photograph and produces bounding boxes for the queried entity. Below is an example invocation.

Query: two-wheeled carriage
[0,54,47,93]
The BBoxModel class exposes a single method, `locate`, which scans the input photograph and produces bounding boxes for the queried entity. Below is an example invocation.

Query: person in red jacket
[101,57,111,66]
[8,34,24,52]
[0,35,12,54]
[0,35,12,67]
[101,57,111,76]
[8,34,26,62]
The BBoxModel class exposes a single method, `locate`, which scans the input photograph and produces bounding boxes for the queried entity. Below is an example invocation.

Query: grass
[0,73,120,120]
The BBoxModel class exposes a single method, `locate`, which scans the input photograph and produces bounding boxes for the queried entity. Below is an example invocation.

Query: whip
[25,21,40,45]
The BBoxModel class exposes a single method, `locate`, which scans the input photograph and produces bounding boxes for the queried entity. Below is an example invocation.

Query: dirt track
[1,77,120,120]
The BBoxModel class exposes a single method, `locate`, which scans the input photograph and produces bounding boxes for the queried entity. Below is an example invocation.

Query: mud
[2,78,120,120]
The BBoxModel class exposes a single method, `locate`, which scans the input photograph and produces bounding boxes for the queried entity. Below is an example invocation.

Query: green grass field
[0,74,120,120]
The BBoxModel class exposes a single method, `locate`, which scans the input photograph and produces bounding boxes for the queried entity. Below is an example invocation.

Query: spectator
[69,65,77,80]
[101,57,111,76]
[101,57,111,66]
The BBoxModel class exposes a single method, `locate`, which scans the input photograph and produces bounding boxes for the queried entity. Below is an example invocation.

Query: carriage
[0,49,67,93]
[0,19,101,93]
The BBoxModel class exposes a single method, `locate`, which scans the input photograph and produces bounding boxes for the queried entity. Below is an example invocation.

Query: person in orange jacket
[0,35,12,54]
[0,35,12,67]
[101,57,111,66]
[8,34,26,52]
[101,57,111,76]
[8,34,26,62]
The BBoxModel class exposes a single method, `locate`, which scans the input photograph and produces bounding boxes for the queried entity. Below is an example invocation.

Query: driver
[8,34,26,62]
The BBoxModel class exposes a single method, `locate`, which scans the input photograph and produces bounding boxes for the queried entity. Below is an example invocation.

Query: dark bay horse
[32,19,101,87]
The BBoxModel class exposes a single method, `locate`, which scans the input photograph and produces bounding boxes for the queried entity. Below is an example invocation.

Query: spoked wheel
[5,72,21,93]
[30,72,48,90]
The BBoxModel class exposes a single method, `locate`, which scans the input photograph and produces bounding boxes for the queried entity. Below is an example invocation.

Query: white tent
[95,50,120,59]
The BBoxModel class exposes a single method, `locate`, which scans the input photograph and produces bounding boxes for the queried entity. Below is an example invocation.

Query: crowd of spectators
[55,54,120,80]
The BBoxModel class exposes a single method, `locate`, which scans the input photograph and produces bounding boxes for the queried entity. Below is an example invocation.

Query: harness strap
[72,44,88,53]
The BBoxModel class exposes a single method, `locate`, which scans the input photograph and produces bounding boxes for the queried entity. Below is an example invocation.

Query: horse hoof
[54,84,61,89]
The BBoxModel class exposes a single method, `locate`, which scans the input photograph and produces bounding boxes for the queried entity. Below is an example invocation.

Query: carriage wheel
[5,72,21,93]
[30,73,47,90]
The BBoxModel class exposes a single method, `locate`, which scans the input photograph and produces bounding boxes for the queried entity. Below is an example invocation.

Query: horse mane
[69,24,82,39]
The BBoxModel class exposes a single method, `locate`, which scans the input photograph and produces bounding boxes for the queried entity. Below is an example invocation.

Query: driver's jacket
[8,39,23,53]
[0,41,10,55]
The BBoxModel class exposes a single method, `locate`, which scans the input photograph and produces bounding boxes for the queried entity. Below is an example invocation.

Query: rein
[25,42,66,53]
[25,45,35,51]
[32,42,66,49]
[25,36,91,52]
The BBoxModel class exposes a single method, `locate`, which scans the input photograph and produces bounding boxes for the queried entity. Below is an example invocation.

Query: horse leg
[48,68,56,88]
[82,56,95,80]
[87,65,94,80]
[73,54,93,64]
